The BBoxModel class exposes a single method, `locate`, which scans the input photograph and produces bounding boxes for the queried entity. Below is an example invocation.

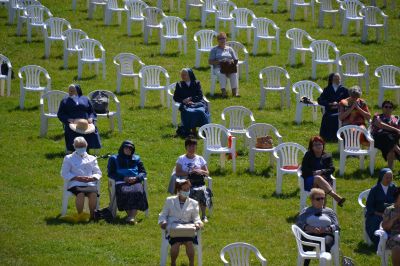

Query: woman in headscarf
[107,140,148,224]
[173,68,210,137]
[57,84,101,153]
[366,168,396,249]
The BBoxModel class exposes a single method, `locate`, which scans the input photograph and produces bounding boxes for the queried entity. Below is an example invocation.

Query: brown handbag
[220,60,237,75]
[256,136,273,149]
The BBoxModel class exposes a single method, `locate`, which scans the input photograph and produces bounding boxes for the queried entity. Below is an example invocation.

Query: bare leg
[75,193,85,214]
[88,192,97,219]
[392,246,400,266]
[387,149,395,169]
[184,242,195,266]
[313,175,344,203]
[170,243,180,266]
[127,209,138,219]
[200,204,206,219]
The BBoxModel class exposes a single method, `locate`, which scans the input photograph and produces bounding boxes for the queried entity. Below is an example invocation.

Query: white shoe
[202,216,208,223]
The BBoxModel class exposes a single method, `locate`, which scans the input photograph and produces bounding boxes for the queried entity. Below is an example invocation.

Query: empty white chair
[221,106,255,146]
[18,65,51,110]
[247,123,283,172]
[337,125,376,176]
[62,29,89,69]
[252,17,280,56]
[198,124,236,172]
[214,0,237,32]
[125,0,148,37]
[139,65,170,108]
[186,0,203,20]
[43,17,71,58]
[226,41,249,81]
[316,0,340,28]
[337,53,369,94]
[286,28,314,66]
[259,66,291,109]
[143,6,165,44]
[87,90,122,132]
[340,0,365,35]
[194,29,217,68]
[104,0,124,25]
[290,0,315,21]
[40,90,68,137]
[310,40,340,80]
[375,225,391,266]
[24,4,53,42]
[113,53,145,93]
[160,16,187,55]
[15,0,41,35]
[220,242,267,266]
[88,0,107,20]
[230,8,256,43]
[375,65,400,106]
[201,0,216,27]
[7,0,21,24]
[0,54,12,97]
[77,38,106,80]
[358,189,373,245]
[293,80,324,125]
[361,6,388,43]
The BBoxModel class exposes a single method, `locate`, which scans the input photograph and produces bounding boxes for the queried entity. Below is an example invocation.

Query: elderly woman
[366,168,396,249]
[57,84,101,153]
[339,85,371,128]
[159,179,203,266]
[107,140,148,224]
[301,136,345,207]
[61,137,102,221]
[173,68,210,137]
[382,187,400,266]
[371,100,400,169]
[208,32,239,97]
[317,73,349,142]
[296,188,340,266]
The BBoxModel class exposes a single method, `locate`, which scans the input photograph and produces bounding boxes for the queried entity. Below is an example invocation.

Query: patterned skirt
[190,186,213,208]
[386,234,400,249]
[115,183,148,211]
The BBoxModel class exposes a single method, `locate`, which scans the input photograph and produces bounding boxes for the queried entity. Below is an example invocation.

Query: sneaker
[202,216,208,223]
[126,216,137,225]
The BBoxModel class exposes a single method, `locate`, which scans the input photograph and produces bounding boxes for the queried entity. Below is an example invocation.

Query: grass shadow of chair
[285,212,299,224]
[46,133,65,141]
[9,105,39,112]
[354,241,376,255]
[271,188,300,199]
[45,151,66,160]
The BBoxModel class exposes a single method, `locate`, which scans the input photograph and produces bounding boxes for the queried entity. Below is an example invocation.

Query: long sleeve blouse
[301,151,335,178]
[296,206,340,232]
[173,81,203,103]
[366,183,396,216]
[107,154,147,183]
[317,85,349,115]
[57,96,97,124]
[158,196,203,227]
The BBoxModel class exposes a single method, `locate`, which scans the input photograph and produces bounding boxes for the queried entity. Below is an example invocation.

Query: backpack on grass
[91,91,109,117]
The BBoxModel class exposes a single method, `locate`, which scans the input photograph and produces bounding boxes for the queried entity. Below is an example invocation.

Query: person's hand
[87,118,93,124]
[195,223,201,230]
[124,176,135,183]
[129,177,137,184]
[312,227,322,234]
[160,222,167,229]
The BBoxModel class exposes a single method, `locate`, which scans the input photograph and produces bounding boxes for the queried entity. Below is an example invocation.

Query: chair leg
[40,116,48,137]
[275,170,282,195]
[295,103,303,125]
[249,150,255,172]
[63,51,69,69]
[339,154,346,176]
[259,88,266,109]
[19,88,25,109]
[109,116,115,132]
[116,74,121,93]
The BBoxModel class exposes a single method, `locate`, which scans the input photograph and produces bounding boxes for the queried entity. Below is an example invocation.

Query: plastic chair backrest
[45,17,71,38]
[253,18,276,36]
[286,28,312,49]
[214,0,236,18]
[26,4,51,24]
[274,142,306,168]
[247,123,280,146]
[77,38,103,60]
[222,106,253,130]
[125,0,147,18]
[226,41,245,57]
[42,90,68,114]
[375,65,399,86]
[143,7,164,26]
[362,6,381,24]
[292,80,322,101]
[194,30,217,49]
[337,125,369,150]
[114,53,144,74]
[231,8,254,26]
[358,189,370,209]
[19,65,48,88]
[62,29,88,50]
[310,40,337,60]
[188,0,203,5]
[140,65,168,87]
[341,0,364,17]
[220,242,265,266]
[161,16,185,36]
[0,54,11,66]
[204,0,215,10]
[17,0,40,9]
[291,224,323,255]
[198,124,229,148]
[339,53,366,75]
[107,0,120,8]
[260,66,288,88]
[319,0,336,10]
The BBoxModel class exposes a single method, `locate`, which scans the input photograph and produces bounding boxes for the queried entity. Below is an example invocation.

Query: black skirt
[115,183,148,211]
[68,186,98,196]
[373,131,400,160]
[169,236,198,245]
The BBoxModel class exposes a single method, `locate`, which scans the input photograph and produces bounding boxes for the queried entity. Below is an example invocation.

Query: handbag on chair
[256,136,273,149]
[169,223,196,238]
[220,60,237,75]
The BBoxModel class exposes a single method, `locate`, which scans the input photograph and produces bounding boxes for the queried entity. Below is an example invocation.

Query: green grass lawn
[0,0,400,265]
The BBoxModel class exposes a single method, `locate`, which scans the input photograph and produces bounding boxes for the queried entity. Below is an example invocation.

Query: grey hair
[180,68,189,74]
[349,85,362,97]
[73,136,87,148]
[309,188,325,199]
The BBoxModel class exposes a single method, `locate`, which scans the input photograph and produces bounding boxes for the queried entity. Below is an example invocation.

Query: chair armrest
[245,132,251,139]
[249,114,255,122]
[202,96,210,103]
[18,70,23,79]
[374,229,388,239]
[167,89,174,97]
[165,73,170,79]
[206,176,212,190]
[221,112,226,121]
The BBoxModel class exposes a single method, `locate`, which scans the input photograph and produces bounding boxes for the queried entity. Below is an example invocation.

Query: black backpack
[91,91,109,116]
[1,62,14,79]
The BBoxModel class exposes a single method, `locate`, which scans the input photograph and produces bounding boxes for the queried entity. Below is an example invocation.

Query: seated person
[339,85,371,128]
[382,187,400,266]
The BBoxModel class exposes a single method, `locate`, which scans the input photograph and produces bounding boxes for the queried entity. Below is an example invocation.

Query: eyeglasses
[313,197,325,201]
[383,106,393,109]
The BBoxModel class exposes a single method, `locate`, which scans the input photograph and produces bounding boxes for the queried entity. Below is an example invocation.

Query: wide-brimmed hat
[69,119,95,134]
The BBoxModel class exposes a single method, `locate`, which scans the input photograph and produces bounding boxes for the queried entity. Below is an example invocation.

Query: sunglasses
[313,197,325,201]
[383,106,393,109]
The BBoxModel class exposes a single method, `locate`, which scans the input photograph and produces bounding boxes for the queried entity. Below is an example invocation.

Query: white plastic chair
[258,66,291,109]
[310,40,340,80]
[40,90,68,137]
[201,0,216,27]
[358,189,373,246]
[273,142,306,195]
[18,65,51,110]
[7,0,19,24]
[375,225,391,266]
[15,0,41,35]
[361,6,388,43]
[337,53,369,94]
[88,0,107,20]
[62,29,89,69]
[76,38,106,80]
[337,125,376,176]
[293,80,324,125]
[375,65,400,106]
[230,8,256,43]
[221,106,255,141]
[143,7,165,44]
[0,54,12,97]
[23,4,53,42]
[125,0,148,37]
[113,53,145,93]
[214,0,237,32]
[247,123,283,172]
[61,179,100,216]
[194,29,217,68]
[292,224,340,266]
[198,124,236,172]
[226,41,249,81]
[160,16,187,55]
[220,242,267,266]
[252,17,280,56]
[316,0,340,28]
[139,65,170,108]
[286,28,314,66]
[340,0,365,35]
[104,0,124,25]
[43,17,71,58]
[186,0,203,21]
[87,90,122,132]
[290,0,315,21]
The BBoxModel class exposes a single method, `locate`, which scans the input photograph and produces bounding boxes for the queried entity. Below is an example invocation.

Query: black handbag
[220,60,237,75]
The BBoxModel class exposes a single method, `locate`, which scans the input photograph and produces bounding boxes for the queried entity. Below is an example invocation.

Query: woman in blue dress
[57,84,101,152]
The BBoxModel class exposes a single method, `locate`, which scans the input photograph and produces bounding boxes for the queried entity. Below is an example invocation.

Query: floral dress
[383,205,400,249]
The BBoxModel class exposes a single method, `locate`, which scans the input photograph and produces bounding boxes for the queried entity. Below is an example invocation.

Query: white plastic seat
[160,16,187,55]
[292,224,340,266]
[0,54,12,97]
[310,40,340,80]
[88,0,107,20]
[357,189,373,246]
[198,124,236,172]
[337,53,369,94]
[18,65,51,109]
[293,80,324,125]
[375,65,400,106]
[214,0,237,32]
[286,28,314,66]
[316,0,340,28]
[247,123,283,172]
[40,90,68,137]
[143,7,165,44]
[194,29,217,68]
[290,0,315,21]
[186,0,203,21]
[375,225,391,266]
[124,0,148,37]
[220,242,267,266]
[139,65,170,108]
[340,0,365,35]
[62,29,89,69]
[258,66,291,109]
[23,4,53,42]
[230,8,256,43]
[113,53,145,93]
[77,38,106,80]
[87,90,122,132]
[201,0,216,27]
[226,41,249,81]
[337,125,376,176]
[361,6,388,44]
[252,17,280,56]
[221,106,255,140]
[15,0,41,35]
[43,17,71,58]
[104,0,125,25]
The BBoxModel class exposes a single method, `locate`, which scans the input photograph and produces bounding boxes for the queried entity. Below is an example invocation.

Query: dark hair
[394,187,400,203]
[327,73,339,87]
[118,140,135,156]
[185,138,197,147]
[308,136,325,153]
[174,179,191,194]
[382,100,395,109]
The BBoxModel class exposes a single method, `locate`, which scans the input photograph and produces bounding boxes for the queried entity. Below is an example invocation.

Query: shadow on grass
[162,132,176,139]
[354,241,376,255]
[247,166,274,178]
[45,151,65,160]
[193,66,211,72]
[47,133,64,141]
[128,104,164,111]
[8,105,39,112]
[59,65,77,70]
[271,188,299,199]
[286,62,304,69]
[23,39,43,44]
[209,167,229,176]
[285,212,300,224]
[272,9,289,14]
[116,90,136,96]
[251,52,273,58]
[73,75,98,81]
[159,51,180,57]
[99,131,113,139]
[342,168,373,180]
